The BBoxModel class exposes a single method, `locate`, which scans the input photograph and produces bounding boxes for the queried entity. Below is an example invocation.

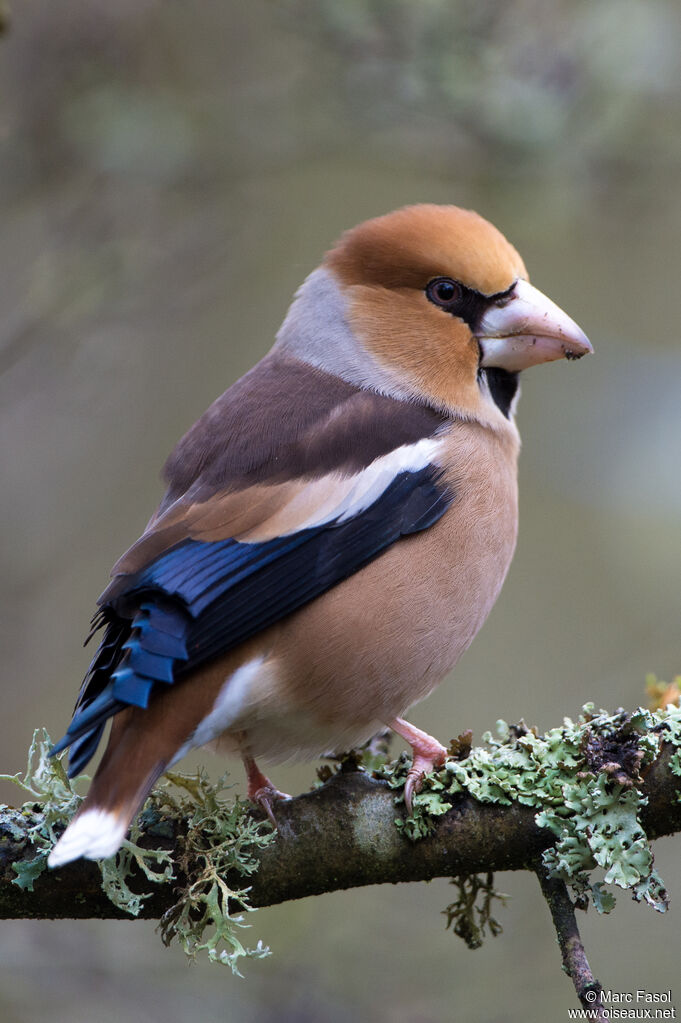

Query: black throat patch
[481,367,519,419]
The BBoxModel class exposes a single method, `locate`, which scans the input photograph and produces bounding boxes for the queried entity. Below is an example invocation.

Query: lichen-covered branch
[2,702,681,983]
[2,710,681,918]
[2,750,681,918]
[0,766,551,919]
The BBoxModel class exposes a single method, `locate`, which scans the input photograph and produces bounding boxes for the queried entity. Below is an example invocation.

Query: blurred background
[1,1,681,1020]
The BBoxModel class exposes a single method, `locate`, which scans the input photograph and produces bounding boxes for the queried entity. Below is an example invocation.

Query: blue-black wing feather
[53,465,452,775]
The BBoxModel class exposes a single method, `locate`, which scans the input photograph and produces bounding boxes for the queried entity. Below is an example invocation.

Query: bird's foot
[404,751,447,814]
[387,717,447,815]
[243,754,291,826]
[251,783,292,827]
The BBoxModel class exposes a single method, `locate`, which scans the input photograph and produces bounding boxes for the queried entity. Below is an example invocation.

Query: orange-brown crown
[325,204,526,296]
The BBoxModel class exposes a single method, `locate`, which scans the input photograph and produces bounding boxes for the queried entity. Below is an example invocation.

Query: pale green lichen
[151,769,274,974]
[6,696,681,965]
[99,832,174,918]
[0,727,84,890]
[379,700,681,929]
[1,730,274,974]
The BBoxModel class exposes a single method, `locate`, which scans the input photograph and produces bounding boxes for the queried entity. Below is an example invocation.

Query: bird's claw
[403,749,447,816]
[251,784,292,827]
[403,770,420,816]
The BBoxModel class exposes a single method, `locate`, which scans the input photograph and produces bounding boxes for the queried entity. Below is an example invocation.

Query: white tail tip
[47,809,128,868]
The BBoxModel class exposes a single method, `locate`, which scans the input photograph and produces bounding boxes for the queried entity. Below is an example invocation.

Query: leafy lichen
[379,700,681,932]
[151,769,274,974]
[98,831,174,918]
[1,730,275,973]
[6,695,681,965]
[0,728,84,891]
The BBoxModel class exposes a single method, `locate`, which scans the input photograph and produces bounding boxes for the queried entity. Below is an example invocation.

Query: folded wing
[53,354,453,775]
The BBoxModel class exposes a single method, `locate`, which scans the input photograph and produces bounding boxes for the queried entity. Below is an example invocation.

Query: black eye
[426,277,462,308]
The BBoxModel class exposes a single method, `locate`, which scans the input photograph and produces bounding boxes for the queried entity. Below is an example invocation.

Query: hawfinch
[48,204,591,867]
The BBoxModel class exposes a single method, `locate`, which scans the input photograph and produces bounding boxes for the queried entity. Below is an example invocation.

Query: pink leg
[387,717,447,814]
[242,754,291,827]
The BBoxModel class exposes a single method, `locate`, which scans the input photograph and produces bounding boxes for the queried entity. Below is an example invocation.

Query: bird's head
[276,204,592,425]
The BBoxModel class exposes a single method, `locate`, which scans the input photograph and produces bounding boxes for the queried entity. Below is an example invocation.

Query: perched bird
[48,204,591,867]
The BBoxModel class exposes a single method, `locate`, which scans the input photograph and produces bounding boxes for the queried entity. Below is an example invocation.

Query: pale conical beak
[477,279,593,372]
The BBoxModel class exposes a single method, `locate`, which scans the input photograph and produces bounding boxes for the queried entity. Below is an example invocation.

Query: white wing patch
[239,436,446,542]
[333,437,444,523]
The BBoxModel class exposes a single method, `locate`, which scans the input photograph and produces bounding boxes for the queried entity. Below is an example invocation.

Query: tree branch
[0,769,547,920]
[536,862,606,1019]
[2,741,681,921]
[2,714,681,1014]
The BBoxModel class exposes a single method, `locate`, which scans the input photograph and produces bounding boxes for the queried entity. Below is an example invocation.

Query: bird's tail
[47,707,169,868]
